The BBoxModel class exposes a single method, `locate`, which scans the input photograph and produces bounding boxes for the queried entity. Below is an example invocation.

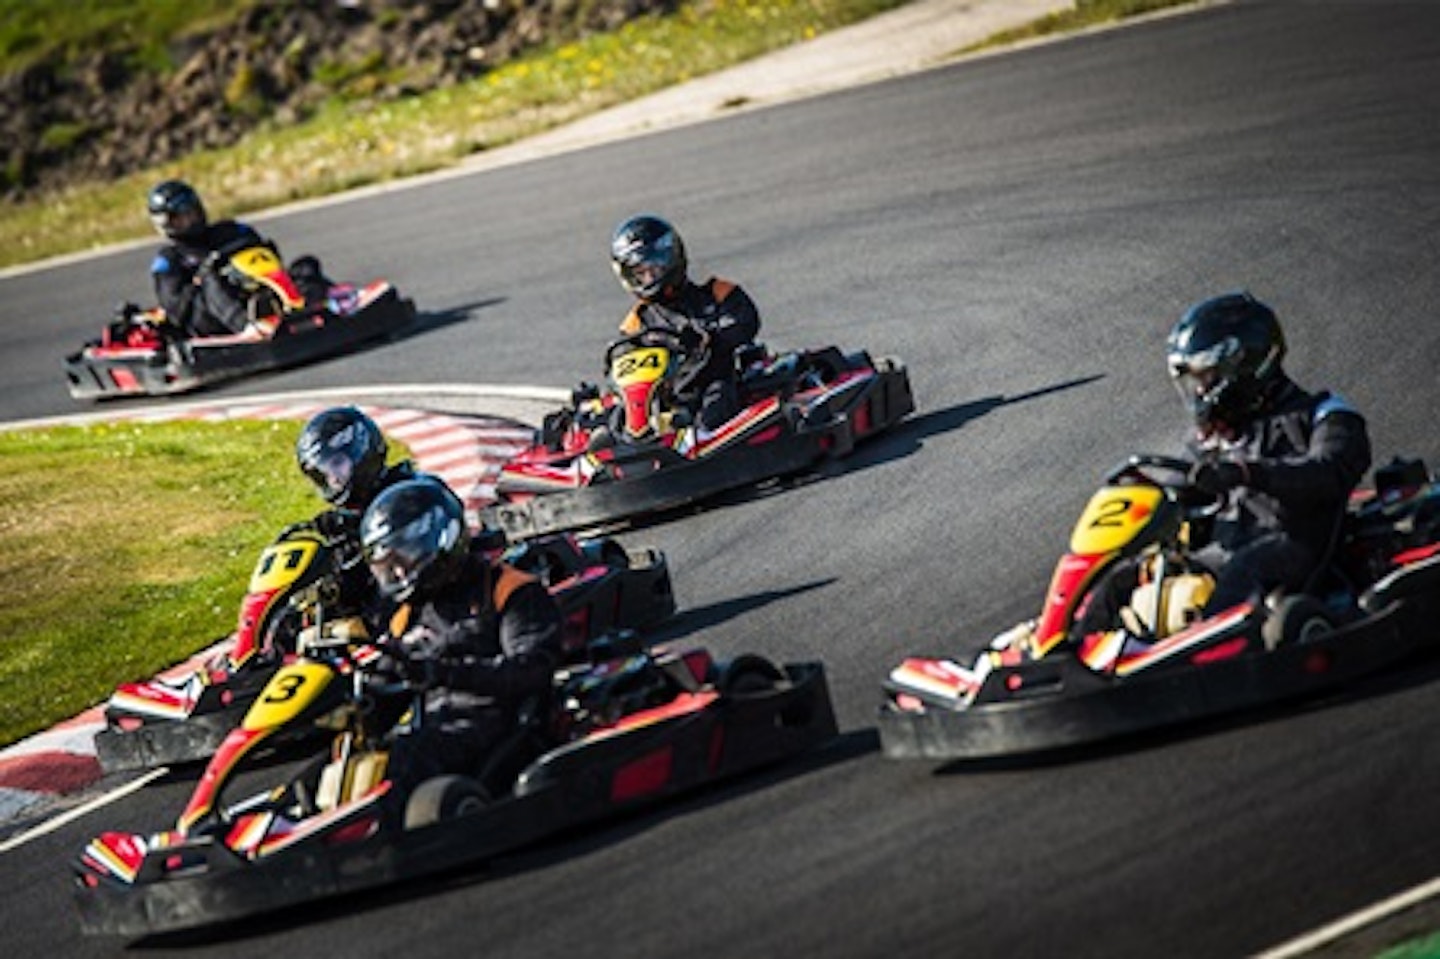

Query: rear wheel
[1261,595,1337,650]
[404,775,488,829]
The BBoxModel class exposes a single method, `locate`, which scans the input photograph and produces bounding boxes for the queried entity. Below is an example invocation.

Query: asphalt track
[3,1,1440,955]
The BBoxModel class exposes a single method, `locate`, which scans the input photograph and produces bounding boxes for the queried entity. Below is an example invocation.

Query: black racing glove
[313,508,360,541]
[362,644,438,697]
[1189,459,1249,496]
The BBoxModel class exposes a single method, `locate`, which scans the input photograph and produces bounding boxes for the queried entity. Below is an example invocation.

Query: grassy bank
[0,420,317,746]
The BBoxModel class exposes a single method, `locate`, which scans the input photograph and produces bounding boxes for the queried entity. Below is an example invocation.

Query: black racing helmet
[1166,291,1287,437]
[295,407,389,509]
[146,179,207,241]
[610,214,687,301]
[360,478,470,603]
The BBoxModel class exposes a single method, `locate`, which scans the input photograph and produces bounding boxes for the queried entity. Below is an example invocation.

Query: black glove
[361,645,436,695]
[363,627,445,690]
[313,509,359,541]
[1189,459,1249,496]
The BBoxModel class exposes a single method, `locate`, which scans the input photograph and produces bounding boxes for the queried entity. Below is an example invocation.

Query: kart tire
[404,774,488,829]
[1262,595,1337,651]
[717,655,785,695]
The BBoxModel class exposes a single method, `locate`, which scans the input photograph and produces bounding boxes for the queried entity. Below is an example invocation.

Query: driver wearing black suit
[146,179,331,336]
[1073,292,1371,645]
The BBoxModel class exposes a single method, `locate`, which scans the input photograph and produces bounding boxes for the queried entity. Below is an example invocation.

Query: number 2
[1090,497,1132,528]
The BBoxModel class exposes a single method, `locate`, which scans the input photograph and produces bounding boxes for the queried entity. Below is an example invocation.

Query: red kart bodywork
[489,344,914,538]
[74,646,836,937]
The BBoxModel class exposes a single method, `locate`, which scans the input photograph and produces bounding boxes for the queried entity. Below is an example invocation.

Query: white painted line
[1254,876,1440,958]
[0,766,169,854]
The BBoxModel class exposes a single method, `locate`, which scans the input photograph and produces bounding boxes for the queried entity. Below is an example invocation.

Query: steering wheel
[602,328,695,368]
[1104,453,1226,517]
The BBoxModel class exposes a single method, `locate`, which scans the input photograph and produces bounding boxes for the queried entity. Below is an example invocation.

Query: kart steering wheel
[602,328,696,368]
[1105,453,1226,517]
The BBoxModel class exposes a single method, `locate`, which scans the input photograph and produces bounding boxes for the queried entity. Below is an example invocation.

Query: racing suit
[1074,376,1372,638]
[619,276,761,431]
[375,549,564,802]
[151,220,268,336]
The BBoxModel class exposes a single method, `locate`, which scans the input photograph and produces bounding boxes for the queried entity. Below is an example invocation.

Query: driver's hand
[363,642,439,691]
[1188,459,1249,496]
[313,509,358,541]
[357,649,412,704]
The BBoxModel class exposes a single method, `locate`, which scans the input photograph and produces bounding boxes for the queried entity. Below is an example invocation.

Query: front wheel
[404,774,489,829]
[1261,595,1337,650]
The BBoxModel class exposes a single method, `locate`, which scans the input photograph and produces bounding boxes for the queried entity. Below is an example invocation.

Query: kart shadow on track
[389,296,506,343]
[646,578,838,644]
[133,727,875,948]
[928,644,1440,776]
[837,373,1108,475]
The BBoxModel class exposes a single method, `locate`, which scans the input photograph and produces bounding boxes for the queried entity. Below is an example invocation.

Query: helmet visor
[301,450,356,504]
[362,506,461,601]
[618,260,667,296]
[150,207,202,239]
[612,231,679,298]
[367,541,429,601]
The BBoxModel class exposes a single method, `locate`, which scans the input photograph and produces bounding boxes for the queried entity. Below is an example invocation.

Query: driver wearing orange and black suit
[610,215,761,432]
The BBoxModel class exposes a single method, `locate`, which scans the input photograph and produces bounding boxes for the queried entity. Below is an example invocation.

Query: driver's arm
[151,250,200,328]
[1246,408,1371,509]
[704,279,760,355]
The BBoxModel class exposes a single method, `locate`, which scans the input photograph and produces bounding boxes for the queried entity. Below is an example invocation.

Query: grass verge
[1378,931,1440,959]
[0,419,320,747]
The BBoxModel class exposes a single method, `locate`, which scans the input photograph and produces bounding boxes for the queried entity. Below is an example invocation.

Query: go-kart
[879,453,1440,760]
[486,330,914,537]
[93,523,676,773]
[62,241,415,400]
[73,627,836,936]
